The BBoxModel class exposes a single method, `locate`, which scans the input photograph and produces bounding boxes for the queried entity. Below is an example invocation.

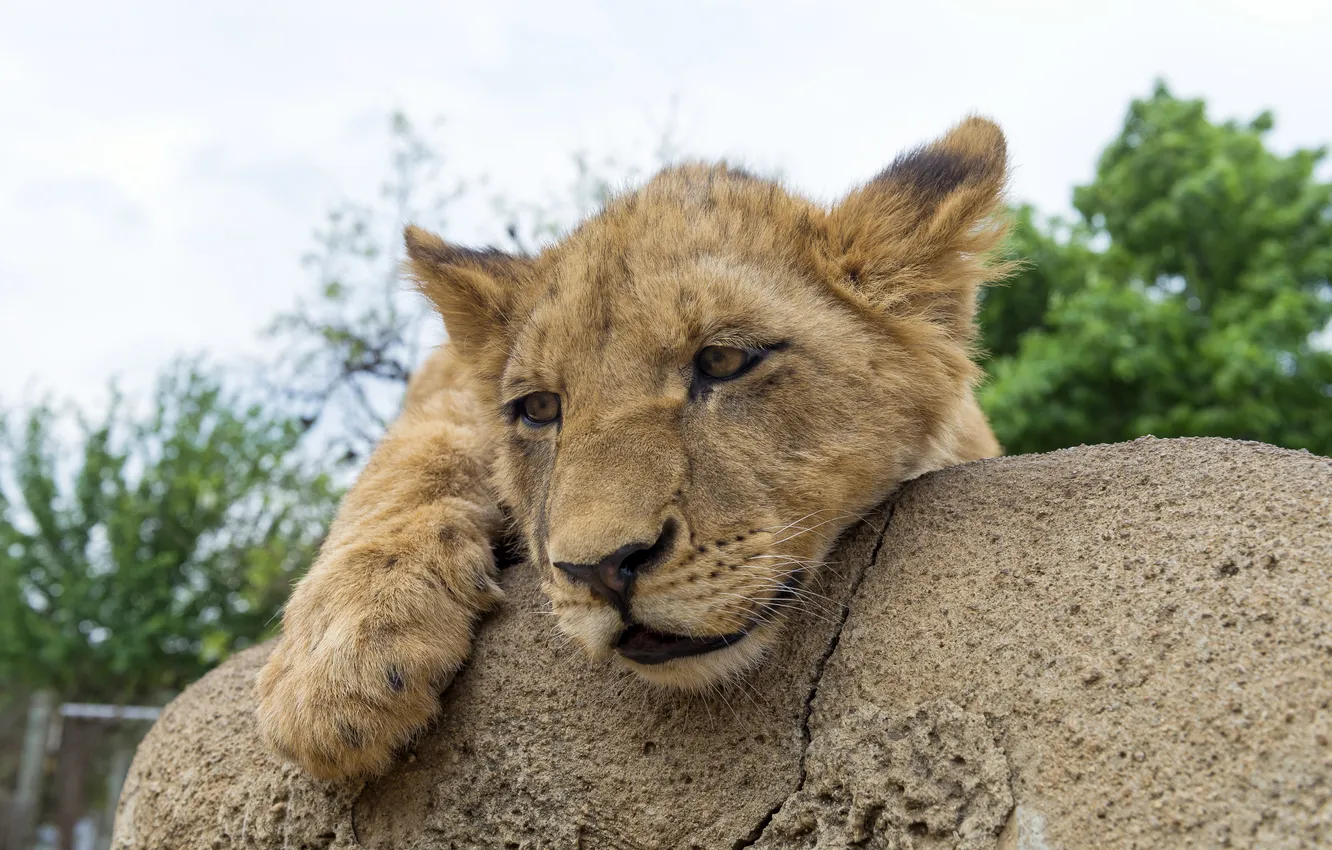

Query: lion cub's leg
[256,348,503,779]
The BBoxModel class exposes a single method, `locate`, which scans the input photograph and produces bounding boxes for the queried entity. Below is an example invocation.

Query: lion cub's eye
[695,345,755,380]
[518,392,561,426]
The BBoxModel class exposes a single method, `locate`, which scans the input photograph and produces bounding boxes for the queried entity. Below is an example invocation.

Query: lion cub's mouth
[613,568,803,665]
[615,624,749,664]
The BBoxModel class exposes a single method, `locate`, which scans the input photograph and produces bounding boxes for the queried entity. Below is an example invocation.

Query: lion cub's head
[406,118,1009,688]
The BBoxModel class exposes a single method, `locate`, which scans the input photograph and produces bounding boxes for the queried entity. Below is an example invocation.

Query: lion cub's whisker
[744,589,840,619]
[768,518,859,545]
[709,586,844,628]
[756,508,844,536]
[770,516,860,546]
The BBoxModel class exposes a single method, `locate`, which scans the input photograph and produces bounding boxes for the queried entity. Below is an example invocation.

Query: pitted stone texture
[111,647,362,849]
[114,438,1332,849]
[756,699,1012,849]
[814,438,1332,848]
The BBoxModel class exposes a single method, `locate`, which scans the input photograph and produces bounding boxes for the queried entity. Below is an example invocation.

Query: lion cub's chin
[614,623,778,691]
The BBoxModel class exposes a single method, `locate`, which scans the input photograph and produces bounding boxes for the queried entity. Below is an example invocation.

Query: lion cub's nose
[554,520,676,621]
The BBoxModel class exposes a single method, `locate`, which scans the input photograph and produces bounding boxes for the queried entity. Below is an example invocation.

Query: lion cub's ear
[831,117,1012,341]
[404,225,532,357]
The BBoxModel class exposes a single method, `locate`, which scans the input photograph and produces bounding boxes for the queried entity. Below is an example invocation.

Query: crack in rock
[738,496,1015,849]
[734,504,897,849]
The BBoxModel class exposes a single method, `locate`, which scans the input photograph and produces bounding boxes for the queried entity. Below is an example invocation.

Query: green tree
[980,82,1332,456]
[0,361,337,704]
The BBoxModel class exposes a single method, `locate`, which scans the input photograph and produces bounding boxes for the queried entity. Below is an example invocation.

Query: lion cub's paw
[255,535,501,779]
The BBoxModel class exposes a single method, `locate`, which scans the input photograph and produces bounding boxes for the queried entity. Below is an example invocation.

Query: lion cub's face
[408,118,1009,689]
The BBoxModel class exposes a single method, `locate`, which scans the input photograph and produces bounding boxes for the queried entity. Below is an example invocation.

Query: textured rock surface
[113,438,1332,848]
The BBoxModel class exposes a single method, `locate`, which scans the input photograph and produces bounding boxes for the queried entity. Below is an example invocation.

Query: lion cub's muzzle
[553,518,771,665]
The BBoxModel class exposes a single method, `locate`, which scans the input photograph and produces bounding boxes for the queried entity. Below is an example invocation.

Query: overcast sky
[3,0,1330,413]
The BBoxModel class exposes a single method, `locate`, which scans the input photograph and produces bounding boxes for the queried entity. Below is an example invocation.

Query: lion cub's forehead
[498,165,840,399]
[505,256,786,391]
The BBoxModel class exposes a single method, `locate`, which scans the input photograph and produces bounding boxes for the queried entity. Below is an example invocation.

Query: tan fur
[256,117,1012,779]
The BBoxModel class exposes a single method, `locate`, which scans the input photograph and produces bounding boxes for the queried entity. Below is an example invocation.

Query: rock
[112,438,1332,848]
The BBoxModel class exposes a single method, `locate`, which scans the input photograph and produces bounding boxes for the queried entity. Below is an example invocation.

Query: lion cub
[257,118,1010,778]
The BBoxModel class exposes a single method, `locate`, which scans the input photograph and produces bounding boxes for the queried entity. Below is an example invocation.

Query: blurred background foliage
[0,364,336,704]
[980,83,1332,455]
[1,82,1329,711]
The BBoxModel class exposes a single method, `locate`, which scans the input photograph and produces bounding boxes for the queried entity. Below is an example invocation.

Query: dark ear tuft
[871,116,1007,220]
[879,146,976,206]
[831,116,1012,341]
[403,225,531,356]
[405,225,516,276]
[403,223,452,266]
